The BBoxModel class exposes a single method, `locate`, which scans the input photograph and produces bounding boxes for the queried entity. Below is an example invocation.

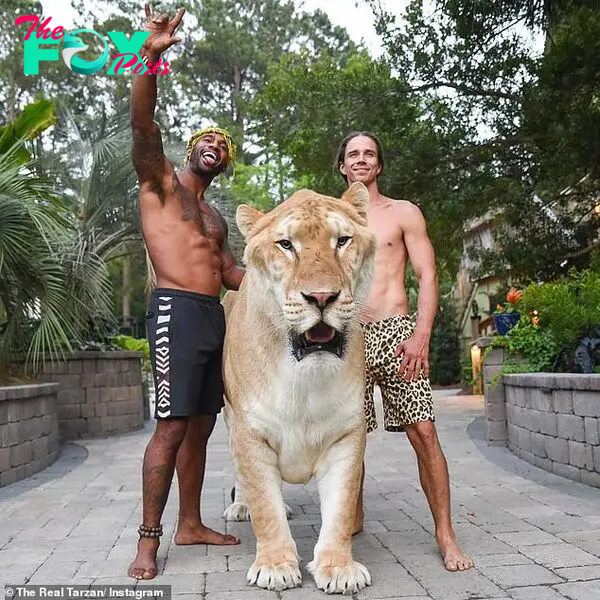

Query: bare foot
[128,537,160,580]
[174,522,240,546]
[436,533,474,571]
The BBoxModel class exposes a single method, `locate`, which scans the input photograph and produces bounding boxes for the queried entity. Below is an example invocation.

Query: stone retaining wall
[483,348,600,488]
[504,373,600,488]
[482,347,508,445]
[35,352,145,441]
[0,384,60,487]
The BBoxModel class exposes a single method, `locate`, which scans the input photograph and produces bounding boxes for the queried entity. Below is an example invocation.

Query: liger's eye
[276,239,293,251]
[336,236,352,249]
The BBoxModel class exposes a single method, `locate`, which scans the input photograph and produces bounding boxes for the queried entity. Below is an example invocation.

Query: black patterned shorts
[147,288,225,419]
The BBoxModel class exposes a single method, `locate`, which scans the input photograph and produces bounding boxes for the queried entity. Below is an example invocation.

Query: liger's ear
[341,181,369,224]
[236,204,264,240]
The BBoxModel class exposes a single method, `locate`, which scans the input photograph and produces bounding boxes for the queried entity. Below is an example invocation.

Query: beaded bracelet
[138,524,163,538]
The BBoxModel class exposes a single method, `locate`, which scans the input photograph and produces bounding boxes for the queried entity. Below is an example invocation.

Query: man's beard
[188,156,226,179]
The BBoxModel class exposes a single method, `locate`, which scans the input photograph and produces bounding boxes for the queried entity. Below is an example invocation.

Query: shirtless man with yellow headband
[128,4,244,580]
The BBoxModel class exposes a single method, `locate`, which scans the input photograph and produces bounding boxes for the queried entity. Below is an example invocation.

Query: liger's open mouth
[290,321,345,361]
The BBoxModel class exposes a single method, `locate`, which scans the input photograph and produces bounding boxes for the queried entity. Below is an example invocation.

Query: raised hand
[142,3,185,57]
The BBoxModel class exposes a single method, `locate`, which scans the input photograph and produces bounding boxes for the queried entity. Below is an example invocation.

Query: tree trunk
[277,150,285,205]
[232,63,245,152]
[122,252,132,331]
[6,73,17,121]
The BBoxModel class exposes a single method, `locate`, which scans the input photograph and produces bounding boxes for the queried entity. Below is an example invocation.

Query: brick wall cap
[0,383,59,402]
[504,373,600,391]
[10,351,143,362]
[67,351,144,360]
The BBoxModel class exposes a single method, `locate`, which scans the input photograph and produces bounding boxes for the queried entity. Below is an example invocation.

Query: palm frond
[0,134,113,375]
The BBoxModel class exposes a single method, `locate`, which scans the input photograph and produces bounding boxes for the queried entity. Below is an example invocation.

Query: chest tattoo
[173,176,224,244]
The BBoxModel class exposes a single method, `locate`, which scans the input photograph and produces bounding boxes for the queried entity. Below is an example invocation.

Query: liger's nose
[301,291,340,309]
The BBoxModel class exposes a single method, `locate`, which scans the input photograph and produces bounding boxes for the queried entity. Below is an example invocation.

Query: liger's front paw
[222,502,250,522]
[247,558,302,591]
[307,558,371,594]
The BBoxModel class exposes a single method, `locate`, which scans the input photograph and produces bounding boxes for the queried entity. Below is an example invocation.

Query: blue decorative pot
[494,313,520,336]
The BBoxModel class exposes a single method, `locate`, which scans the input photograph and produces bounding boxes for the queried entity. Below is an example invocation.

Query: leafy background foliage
[1,0,599,382]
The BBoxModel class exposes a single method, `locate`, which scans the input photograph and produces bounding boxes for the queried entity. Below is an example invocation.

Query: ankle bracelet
[138,524,163,538]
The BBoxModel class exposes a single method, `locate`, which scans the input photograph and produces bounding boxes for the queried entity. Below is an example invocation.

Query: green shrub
[491,318,560,372]
[112,334,151,376]
[429,297,462,385]
[520,268,600,352]
[490,268,600,373]
[113,334,149,356]
[461,354,473,385]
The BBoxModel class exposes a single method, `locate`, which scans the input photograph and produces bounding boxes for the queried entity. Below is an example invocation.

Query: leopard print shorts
[363,314,434,433]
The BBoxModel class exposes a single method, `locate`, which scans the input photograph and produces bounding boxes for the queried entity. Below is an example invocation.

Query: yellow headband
[185,127,237,171]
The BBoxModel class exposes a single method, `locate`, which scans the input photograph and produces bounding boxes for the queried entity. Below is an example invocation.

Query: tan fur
[222,183,375,593]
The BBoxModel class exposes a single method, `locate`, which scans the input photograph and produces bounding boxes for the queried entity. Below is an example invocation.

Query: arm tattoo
[132,125,167,199]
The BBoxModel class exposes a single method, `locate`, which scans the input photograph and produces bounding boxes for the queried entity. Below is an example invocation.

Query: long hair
[335,131,385,181]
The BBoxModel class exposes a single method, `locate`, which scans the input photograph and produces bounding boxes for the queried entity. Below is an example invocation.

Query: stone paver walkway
[1,392,600,600]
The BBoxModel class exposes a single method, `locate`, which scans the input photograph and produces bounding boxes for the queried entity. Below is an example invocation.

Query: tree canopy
[365,0,600,281]
[1,0,597,379]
